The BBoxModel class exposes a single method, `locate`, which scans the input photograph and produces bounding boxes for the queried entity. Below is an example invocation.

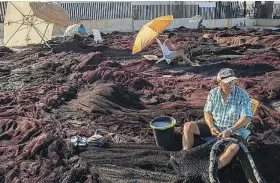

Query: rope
[209,137,266,183]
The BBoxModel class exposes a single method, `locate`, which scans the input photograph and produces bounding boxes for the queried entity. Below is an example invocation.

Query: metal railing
[1,1,280,23]
[132,4,199,20]
[0,2,7,23]
[59,2,132,20]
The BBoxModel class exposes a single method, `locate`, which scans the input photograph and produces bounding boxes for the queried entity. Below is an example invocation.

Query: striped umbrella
[189,15,202,24]
[29,2,71,27]
[64,24,80,37]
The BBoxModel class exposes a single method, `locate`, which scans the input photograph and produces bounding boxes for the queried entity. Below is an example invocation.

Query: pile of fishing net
[170,127,280,183]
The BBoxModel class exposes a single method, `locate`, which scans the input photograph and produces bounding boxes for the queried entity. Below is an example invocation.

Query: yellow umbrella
[132,15,173,54]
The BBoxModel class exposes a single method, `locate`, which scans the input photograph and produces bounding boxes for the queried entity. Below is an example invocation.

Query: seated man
[182,68,252,169]
[196,19,204,29]
[163,33,195,65]
[78,24,87,37]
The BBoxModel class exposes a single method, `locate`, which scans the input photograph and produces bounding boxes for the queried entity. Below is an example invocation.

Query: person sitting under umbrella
[163,33,195,65]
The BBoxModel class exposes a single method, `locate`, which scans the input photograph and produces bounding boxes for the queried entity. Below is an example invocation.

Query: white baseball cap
[217,68,237,83]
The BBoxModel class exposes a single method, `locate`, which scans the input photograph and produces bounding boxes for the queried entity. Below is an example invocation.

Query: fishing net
[1,27,280,183]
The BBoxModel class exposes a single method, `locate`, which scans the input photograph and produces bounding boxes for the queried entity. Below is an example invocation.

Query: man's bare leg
[218,143,240,169]
[182,122,200,150]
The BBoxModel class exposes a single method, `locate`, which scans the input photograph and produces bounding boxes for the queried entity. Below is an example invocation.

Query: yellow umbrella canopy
[132,15,173,54]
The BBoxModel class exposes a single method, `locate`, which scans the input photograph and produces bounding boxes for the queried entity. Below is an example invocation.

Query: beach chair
[92,29,103,43]
[155,38,172,64]
[245,98,259,129]
[202,98,259,142]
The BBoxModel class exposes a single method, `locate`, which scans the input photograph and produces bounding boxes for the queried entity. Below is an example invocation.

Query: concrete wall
[202,18,256,28]
[52,18,133,36]
[52,18,257,37]
[1,18,277,41]
[127,18,256,33]
[256,19,280,26]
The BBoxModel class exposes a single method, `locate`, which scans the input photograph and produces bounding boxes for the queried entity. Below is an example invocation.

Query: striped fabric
[204,86,253,139]
[29,2,71,27]
[64,24,85,37]
[189,15,202,24]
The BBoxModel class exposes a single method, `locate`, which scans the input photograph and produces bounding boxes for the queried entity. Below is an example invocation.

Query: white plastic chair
[92,29,103,43]
[155,38,172,64]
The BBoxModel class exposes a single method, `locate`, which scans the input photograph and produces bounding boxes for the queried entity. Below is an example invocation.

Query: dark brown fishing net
[0,27,280,182]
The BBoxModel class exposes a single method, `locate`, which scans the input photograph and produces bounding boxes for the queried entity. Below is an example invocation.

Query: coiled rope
[209,137,266,183]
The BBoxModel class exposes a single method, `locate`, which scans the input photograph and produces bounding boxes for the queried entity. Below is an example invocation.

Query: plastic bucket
[150,116,176,150]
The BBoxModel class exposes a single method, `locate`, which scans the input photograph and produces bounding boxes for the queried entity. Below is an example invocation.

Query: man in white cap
[182,68,252,169]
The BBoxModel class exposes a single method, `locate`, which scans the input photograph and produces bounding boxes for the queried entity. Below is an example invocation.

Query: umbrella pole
[24,15,51,48]
[32,26,51,48]
[23,16,51,48]
[26,15,35,45]
[4,19,24,25]
[4,2,27,47]
[41,23,50,44]
[8,2,51,48]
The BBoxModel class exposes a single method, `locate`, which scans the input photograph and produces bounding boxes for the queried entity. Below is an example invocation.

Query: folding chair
[245,98,259,129]
[155,38,172,64]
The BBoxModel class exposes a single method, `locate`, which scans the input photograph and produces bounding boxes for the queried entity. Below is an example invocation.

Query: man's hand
[175,42,183,50]
[218,129,231,139]
[210,126,220,137]
[177,41,182,47]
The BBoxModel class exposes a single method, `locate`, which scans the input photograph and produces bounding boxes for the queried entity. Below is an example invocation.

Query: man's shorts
[165,51,176,59]
[196,119,212,137]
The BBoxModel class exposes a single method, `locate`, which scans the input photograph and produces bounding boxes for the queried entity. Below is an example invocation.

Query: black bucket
[150,116,176,150]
